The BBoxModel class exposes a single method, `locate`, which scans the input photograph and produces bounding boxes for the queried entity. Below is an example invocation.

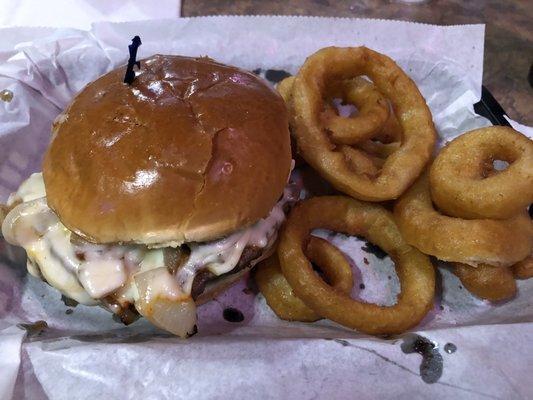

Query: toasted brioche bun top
[43,55,291,245]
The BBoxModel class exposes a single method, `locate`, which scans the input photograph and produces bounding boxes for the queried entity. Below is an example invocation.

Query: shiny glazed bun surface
[43,55,291,244]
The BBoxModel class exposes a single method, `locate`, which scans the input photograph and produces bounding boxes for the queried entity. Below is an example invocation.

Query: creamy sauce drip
[2,173,297,309]
[176,184,296,294]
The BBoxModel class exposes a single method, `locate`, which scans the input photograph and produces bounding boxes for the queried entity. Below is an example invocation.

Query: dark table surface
[182,0,533,126]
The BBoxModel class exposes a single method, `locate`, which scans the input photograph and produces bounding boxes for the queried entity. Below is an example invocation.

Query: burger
[1,54,296,337]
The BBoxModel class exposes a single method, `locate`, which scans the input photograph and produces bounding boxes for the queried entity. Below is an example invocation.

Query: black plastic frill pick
[123,36,142,84]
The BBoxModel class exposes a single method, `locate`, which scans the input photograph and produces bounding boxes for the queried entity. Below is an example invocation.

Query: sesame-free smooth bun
[43,55,291,245]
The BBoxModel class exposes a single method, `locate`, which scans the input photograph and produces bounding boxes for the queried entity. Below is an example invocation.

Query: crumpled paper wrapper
[0,0,182,30]
[0,16,532,400]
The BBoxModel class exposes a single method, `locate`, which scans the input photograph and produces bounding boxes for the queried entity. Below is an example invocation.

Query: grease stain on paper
[17,320,48,337]
[223,307,244,322]
[444,342,457,354]
[264,69,291,83]
[61,295,79,307]
[401,334,443,384]
[0,89,13,102]
[361,241,388,259]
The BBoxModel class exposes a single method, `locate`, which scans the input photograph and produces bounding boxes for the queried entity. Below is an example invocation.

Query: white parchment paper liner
[0,0,182,30]
[0,16,531,400]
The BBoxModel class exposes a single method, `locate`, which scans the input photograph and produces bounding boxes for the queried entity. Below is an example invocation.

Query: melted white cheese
[7,172,46,205]
[2,197,95,305]
[78,259,127,299]
[2,172,298,309]
[175,185,297,294]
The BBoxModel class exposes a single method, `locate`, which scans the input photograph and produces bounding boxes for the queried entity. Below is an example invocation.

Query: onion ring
[340,145,382,178]
[291,46,436,201]
[279,71,403,177]
[276,76,295,105]
[358,139,401,159]
[255,255,318,322]
[347,140,401,177]
[512,255,533,279]
[372,103,403,145]
[321,77,390,145]
[277,196,435,335]
[394,173,532,267]
[279,74,403,147]
[430,127,533,219]
[255,236,353,322]
[452,263,516,302]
